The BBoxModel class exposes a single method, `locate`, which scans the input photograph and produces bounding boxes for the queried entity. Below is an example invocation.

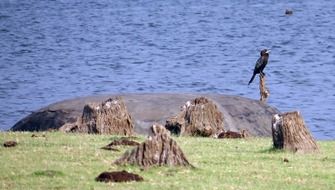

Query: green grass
[1,132,334,190]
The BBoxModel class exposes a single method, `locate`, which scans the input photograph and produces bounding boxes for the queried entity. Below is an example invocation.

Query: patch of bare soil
[108,138,140,146]
[101,137,140,151]
[3,141,17,147]
[31,134,46,138]
[217,130,248,139]
[95,170,143,183]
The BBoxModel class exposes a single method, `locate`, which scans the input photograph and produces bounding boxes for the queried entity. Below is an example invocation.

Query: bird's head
[260,49,271,56]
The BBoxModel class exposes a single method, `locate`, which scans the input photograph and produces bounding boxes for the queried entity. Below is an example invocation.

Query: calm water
[0,0,334,140]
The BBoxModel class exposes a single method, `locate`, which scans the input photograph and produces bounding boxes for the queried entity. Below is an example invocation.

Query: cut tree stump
[272,111,319,153]
[114,124,192,168]
[259,75,270,103]
[60,97,134,135]
[165,97,224,137]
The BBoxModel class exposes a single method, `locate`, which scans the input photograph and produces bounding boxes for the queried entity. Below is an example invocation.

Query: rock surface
[10,93,279,136]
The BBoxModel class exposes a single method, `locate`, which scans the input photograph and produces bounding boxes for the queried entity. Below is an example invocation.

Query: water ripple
[0,0,335,139]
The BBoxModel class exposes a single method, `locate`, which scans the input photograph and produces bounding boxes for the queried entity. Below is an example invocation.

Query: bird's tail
[248,74,256,85]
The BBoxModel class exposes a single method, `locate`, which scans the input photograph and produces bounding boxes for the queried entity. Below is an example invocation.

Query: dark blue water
[1,0,334,140]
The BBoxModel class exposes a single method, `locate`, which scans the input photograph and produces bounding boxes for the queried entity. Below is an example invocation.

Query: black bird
[248,49,271,85]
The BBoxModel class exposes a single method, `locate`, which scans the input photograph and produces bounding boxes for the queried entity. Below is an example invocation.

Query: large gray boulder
[10,93,279,136]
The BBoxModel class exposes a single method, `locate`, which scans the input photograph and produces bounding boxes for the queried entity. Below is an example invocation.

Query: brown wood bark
[272,111,319,153]
[165,97,224,137]
[114,124,192,168]
[60,97,134,135]
[259,75,270,102]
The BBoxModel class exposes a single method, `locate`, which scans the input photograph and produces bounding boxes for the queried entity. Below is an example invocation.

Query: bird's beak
[266,49,271,54]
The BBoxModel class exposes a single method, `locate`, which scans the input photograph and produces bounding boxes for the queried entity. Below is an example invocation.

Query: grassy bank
[1,132,334,190]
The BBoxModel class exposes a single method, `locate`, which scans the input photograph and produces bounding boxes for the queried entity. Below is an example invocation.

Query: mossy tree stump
[272,111,319,153]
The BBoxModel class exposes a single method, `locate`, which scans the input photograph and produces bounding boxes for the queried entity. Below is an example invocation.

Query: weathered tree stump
[60,97,134,135]
[259,75,270,102]
[114,124,192,168]
[272,111,319,153]
[165,97,224,137]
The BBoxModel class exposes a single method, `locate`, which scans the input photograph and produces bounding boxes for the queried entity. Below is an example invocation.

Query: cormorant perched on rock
[248,49,271,85]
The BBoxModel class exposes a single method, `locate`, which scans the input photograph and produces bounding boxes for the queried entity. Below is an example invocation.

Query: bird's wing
[254,57,263,70]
